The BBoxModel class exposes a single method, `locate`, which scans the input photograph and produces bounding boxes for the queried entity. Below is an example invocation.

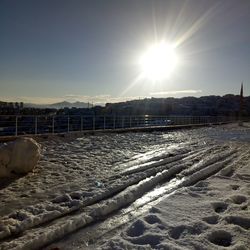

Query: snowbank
[0,137,41,177]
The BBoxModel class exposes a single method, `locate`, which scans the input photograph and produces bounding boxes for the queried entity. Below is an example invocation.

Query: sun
[139,42,178,81]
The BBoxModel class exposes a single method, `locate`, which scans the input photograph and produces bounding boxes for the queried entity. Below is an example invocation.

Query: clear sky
[0,0,249,104]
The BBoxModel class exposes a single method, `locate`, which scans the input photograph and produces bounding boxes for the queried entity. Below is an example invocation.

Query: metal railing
[0,115,240,137]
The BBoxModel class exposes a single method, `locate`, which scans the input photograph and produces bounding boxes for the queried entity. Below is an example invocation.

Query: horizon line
[0,92,248,105]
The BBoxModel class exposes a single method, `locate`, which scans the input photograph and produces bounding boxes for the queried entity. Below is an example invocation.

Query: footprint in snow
[211,201,228,213]
[230,184,240,190]
[168,222,207,240]
[149,206,162,214]
[126,219,147,237]
[128,233,163,248]
[229,195,247,205]
[202,215,219,225]
[224,215,250,230]
[207,230,232,247]
[143,214,162,225]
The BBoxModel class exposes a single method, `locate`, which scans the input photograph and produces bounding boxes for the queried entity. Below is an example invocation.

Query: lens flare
[139,42,178,81]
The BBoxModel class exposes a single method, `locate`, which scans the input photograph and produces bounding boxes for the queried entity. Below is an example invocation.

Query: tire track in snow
[0,147,201,242]
[217,147,249,177]
[114,143,189,172]
[51,149,240,249]
[178,146,233,177]
[0,147,237,250]
[117,144,218,176]
[0,146,199,242]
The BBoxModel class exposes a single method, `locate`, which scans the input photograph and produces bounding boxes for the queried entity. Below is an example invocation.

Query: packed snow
[0,123,249,250]
[0,138,41,178]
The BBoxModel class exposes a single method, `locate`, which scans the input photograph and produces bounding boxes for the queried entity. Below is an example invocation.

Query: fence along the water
[0,115,237,137]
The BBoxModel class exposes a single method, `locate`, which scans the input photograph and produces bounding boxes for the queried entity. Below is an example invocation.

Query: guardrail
[0,115,240,137]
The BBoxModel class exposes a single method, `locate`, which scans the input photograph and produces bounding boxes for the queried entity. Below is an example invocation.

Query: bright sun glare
[139,42,178,81]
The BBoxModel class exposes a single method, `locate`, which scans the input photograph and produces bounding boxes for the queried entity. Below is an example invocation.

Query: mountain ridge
[24,101,93,109]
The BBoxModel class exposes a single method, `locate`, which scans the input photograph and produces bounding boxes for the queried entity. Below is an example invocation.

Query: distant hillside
[49,101,92,109]
[1,95,250,117]
[25,101,93,109]
[104,95,250,116]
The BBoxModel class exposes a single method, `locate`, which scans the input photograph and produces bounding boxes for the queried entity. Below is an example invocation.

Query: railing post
[35,116,38,135]
[0,115,236,138]
[80,116,83,131]
[15,116,18,136]
[113,116,116,129]
[68,116,70,133]
[52,116,55,134]
[93,116,95,130]
[122,116,124,128]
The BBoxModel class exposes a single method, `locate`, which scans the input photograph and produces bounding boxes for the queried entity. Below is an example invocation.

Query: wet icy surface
[0,124,248,216]
[204,124,250,142]
[0,130,195,216]
[0,123,249,250]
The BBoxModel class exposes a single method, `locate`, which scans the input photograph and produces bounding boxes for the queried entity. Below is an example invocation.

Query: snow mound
[0,137,41,177]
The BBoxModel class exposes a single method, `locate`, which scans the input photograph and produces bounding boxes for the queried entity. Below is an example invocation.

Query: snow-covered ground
[0,123,249,249]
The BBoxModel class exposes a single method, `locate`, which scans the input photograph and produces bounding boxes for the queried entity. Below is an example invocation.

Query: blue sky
[0,0,249,104]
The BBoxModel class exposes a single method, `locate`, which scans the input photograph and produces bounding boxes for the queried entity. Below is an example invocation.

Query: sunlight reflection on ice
[104,178,185,232]
[116,143,182,172]
[130,177,183,209]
